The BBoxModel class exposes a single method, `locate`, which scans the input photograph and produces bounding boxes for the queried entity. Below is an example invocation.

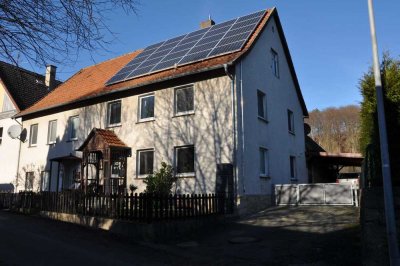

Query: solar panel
[106,10,266,85]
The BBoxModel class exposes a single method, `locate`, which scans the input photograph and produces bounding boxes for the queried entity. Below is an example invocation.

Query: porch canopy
[77,128,131,194]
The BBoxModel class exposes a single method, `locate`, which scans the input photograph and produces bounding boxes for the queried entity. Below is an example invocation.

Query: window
[2,93,14,112]
[139,94,155,121]
[40,171,50,191]
[29,124,38,146]
[290,156,297,180]
[257,90,267,120]
[47,120,57,144]
[0,127,3,145]
[175,145,195,175]
[137,149,154,176]
[107,100,121,126]
[175,85,194,115]
[288,109,295,133]
[69,116,79,140]
[271,49,279,78]
[259,148,269,177]
[25,172,35,191]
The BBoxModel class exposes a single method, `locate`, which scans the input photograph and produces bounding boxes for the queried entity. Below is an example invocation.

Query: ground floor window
[259,148,269,177]
[175,145,195,176]
[290,156,297,180]
[137,149,154,176]
[40,171,50,191]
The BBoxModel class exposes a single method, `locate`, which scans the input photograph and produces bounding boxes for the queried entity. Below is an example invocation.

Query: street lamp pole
[367,0,400,265]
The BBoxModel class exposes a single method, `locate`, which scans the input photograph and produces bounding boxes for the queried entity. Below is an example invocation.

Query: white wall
[18,76,234,193]
[235,16,308,197]
[0,83,20,187]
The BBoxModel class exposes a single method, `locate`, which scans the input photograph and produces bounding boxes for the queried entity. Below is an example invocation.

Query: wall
[0,82,20,187]
[18,76,234,193]
[235,16,308,201]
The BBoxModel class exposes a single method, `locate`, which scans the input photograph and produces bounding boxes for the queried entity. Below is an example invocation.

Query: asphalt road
[0,211,180,266]
[0,206,360,266]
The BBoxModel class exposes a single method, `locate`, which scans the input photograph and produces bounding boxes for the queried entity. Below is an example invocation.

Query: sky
[25,0,400,111]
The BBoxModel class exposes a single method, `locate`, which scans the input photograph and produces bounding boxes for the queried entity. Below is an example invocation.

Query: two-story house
[16,8,308,212]
[0,62,60,191]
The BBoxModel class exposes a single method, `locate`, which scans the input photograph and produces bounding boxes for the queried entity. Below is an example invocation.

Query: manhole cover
[228,236,259,244]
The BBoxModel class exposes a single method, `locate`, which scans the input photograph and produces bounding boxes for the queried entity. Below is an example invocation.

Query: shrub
[143,162,175,195]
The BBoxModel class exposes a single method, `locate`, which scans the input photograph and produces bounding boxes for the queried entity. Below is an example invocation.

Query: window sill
[66,138,78,143]
[47,142,56,146]
[136,118,155,124]
[258,116,269,123]
[290,178,298,183]
[28,144,37,148]
[173,111,195,118]
[175,172,195,178]
[259,175,271,179]
[289,130,295,136]
[107,123,122,129]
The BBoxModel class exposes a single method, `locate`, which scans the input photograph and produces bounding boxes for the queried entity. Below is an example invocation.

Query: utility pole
[367,0,400,265]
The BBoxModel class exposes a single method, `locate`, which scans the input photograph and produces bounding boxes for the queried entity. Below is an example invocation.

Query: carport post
[367,1,400,265]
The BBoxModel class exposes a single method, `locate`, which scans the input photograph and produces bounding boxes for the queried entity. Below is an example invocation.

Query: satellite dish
[7,124,22,139]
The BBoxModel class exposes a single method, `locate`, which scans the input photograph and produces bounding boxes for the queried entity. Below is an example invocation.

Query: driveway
[145,206,361,265]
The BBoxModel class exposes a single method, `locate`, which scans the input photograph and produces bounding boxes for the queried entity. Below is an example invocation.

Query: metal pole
[367,1,400,265]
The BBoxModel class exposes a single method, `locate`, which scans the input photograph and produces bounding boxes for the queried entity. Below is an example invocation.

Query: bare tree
[0,0,139,66]
[307,105,361,153]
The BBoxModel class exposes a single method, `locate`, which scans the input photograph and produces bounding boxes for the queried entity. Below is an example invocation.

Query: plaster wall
[235,17,308,198]
[18,76,233,193]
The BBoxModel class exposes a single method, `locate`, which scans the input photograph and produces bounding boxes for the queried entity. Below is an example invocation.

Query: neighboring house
[15,8,308,213]
[0,62,60,190]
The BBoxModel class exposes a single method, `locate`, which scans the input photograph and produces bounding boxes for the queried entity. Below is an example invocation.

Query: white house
[15,8,308,212]
[0,62,59,191]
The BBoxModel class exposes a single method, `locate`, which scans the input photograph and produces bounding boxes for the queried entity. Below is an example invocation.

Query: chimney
[200,15,215,29]
[45,65,57,91]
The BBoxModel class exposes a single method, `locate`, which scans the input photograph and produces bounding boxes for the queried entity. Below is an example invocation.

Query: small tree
[143,162,175,195]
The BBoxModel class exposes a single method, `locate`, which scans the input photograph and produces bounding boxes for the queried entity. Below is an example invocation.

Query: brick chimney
[45,65,57,91]
[200,15,215,29]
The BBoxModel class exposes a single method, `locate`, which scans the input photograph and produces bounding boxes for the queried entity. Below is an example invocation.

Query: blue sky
[26,0,400,111]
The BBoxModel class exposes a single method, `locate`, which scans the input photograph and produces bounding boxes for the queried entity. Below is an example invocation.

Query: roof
[0,61,62,111]
[308,152,364,166]
[17,8,308,118]
[77,128,130,151]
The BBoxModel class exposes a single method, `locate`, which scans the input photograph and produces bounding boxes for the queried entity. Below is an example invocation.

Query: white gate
[274,183,358,206]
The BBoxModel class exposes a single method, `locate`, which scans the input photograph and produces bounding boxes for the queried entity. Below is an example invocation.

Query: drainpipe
[223,64,237,199]
[240,61,245,194]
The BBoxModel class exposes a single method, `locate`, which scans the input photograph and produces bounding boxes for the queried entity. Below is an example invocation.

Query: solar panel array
[106,10,266,85]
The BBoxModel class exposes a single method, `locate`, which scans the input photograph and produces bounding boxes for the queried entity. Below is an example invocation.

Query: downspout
[240,61,245,194]
[223,64,237,199]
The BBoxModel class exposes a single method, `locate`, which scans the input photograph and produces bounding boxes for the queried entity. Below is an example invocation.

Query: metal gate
[274,183,358,206]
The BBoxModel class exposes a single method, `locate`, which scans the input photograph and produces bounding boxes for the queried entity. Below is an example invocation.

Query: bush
[143,162,175,195]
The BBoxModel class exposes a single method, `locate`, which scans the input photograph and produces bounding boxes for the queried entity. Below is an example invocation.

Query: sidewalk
[142,206,361,265]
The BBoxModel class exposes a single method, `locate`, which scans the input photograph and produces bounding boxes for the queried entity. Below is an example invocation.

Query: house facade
[16,8,308,212]
[0,62,59,190]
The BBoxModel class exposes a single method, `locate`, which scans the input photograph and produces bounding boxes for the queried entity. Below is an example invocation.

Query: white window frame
[174,85,195,116]
[259,147,270,178]
[107,100,122,127]
[29,124,38,147]
[47,120,57,144]
[0,127,3,145]
[288,109,295,134]
[68,116,79,141]
[137,149,155,177]
[290,156,297,180]
[257,90,268,121]
[138,94,155,122]
[174,145,195,177]
[271,49,279,78]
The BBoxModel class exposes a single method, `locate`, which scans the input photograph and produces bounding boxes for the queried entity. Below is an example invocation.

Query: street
[0,206,360,266]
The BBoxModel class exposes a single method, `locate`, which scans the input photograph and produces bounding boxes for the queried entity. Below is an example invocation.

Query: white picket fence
[274,183,359,206]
